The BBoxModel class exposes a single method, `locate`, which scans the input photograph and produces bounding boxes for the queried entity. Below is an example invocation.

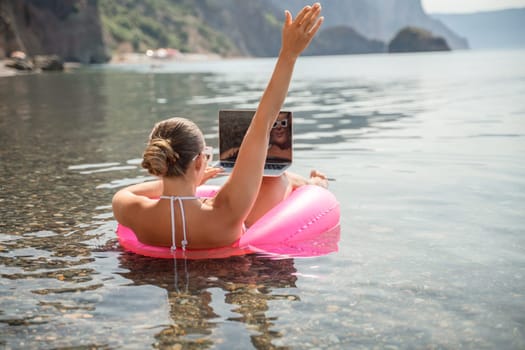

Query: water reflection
[188,73,418,152]
[118,253,298,349]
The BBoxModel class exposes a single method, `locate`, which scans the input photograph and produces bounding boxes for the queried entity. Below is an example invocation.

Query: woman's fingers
[309,169,329,188]
[293,4,323,40]
[299,3,322,28]
[295,3,321,25]
[208,166,224,176]
[303,6,323,35]
[294,5,312,25]
[200,166,224,185]
[308,16,324,36]
[310,169,327,179]
[284,10,292,26]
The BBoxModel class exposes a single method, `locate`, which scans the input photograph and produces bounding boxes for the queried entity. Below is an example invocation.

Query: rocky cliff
[100,0,387,58]
[268,0,468,50]
[191,0,282,57]
[1,0,468,64]
[0,0,109,63]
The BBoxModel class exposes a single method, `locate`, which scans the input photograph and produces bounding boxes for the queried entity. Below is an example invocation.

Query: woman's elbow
[111,190,127,223]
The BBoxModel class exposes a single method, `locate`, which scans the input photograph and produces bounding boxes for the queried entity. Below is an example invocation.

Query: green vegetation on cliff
[99,0,237,55]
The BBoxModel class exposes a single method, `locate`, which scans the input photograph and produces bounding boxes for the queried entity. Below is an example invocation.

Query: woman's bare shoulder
[113,191,158,228]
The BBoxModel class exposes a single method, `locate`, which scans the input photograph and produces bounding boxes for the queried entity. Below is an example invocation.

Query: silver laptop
[215,109,293,177]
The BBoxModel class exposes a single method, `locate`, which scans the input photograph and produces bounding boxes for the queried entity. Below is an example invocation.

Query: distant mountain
[0,0,470,63]
[267,0,468,49]
[432,8,525,49]
[306,26,386,56]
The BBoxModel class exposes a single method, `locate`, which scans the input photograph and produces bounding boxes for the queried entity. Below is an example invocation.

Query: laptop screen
[219,110,292,164]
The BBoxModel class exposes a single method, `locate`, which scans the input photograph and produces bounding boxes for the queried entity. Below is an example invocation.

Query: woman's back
[120,194,244,249]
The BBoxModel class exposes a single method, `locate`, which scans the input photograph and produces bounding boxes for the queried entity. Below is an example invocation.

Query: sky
[422,0,525,13]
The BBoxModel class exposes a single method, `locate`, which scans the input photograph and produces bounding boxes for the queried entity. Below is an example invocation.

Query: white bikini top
[159,195,200,252]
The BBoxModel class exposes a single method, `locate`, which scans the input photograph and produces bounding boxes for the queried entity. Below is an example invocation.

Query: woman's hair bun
[141,138,179,176]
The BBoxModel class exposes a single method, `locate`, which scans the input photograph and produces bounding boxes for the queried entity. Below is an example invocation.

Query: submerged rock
[5,57,33,71]
[33,55,64,71]
[4,54,64,72]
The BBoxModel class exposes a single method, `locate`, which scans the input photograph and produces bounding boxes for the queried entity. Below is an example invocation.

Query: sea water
[0,49,524,349]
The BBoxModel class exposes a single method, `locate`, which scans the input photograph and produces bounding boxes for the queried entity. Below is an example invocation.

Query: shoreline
[0,60,18,77]
[0,59,83,78]
[0,52,230,77]
[109,52,226,65]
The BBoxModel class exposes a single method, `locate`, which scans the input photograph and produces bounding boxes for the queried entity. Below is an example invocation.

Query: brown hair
[141,117,204,177]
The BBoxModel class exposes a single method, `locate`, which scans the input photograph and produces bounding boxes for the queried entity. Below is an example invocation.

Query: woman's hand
[281,3,324,59]
[199,166,224,185]
[285,169,329,190]
[308,169,328,188]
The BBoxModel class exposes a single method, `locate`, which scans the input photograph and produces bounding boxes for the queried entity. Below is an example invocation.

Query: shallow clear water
[1,50,524,349]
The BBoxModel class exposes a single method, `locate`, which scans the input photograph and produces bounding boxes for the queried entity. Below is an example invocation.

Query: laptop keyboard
[221,162,285,170]
[265,163,286,170]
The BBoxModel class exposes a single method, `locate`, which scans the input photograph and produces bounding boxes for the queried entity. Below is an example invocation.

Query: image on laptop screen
[217,110,293,176]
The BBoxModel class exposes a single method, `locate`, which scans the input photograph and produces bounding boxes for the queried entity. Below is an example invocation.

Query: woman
[113,3,327,250]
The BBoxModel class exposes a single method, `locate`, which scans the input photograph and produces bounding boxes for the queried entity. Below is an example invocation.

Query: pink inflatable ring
[116,185,340,259]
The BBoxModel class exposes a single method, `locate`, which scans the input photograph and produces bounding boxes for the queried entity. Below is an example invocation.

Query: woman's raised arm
[213,3,324,224]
